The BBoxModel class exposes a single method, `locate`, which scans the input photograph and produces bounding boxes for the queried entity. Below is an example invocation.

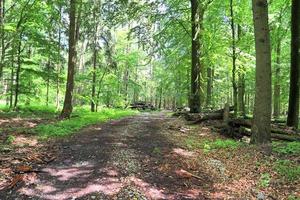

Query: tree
[251,0,272,144]
[230,0,238,117]
[190,0,201,113]
[60,0,77,118]
[287,0,300,128]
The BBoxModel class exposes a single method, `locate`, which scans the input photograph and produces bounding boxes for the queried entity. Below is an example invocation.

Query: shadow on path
[1,112,215,200]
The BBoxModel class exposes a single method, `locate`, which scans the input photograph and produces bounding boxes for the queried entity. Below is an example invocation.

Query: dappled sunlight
[13,135,38,147]
[43,167,94,181]
[172,147,196,158]
[127,176,168,199]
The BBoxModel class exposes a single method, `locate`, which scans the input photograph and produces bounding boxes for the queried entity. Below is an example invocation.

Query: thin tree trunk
[287,0,300,128]
[9,65,13,108]
[91,48,97,112]
[0,0,5,78]
[46,60,50,106]
[230,0,238,116]
[190,0,201,113]
[56,6,62,110]
[60,0,77,119]
[251,0,272,144]
[206,67,212,108]
[273,40,281,119]
[13,36,22,109]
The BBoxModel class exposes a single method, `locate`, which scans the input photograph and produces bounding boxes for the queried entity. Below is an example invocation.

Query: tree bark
[287,0,300,128]
[60,0,77,119]
[230,0,238,117]
[190,0,201,113]
[273,40,281,118]
[91,47,97,112]
[251,0,272,144]
[13,35,22,109]
[0,0,4,78]
[206,67,212,108]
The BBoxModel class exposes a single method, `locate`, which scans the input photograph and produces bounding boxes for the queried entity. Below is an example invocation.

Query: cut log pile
[174,106,300,142]
[129,102,155,110]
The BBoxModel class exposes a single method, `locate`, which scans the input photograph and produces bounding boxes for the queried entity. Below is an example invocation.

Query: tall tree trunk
[230,0,238,116]
[60,0,77,119]
[56,6,62,110]
[251,0,272,144]
[46,60,50,106]
[9,63,13,108]
[0,0,4,78]
[237,71,245,117]
[14,36,22,109]
[190,0,201,113]
[237,24,245,117]
[206,67,212,108]
[91,48,97,112]
[273,40,281,119]
[287,0,300,128]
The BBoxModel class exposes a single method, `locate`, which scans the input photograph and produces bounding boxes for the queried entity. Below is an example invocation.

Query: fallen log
[228,119,299,135]
[220,119,300,141]
[173,106,234,121]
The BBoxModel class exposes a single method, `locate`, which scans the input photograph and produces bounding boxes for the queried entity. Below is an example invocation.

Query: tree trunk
[230,0,238,117]
[91,48,97,112]
[56,6,62,110]
[206,67,212,108]
[0,0,5,78]
[287,0,300,128]
[251,0,272,144]
[190,0,201,113]
[46,60,50,106]
[14,36,22,109]
[273,40,281,119]
[9,65,13,108]
[60,0,77,119]
[237,25,245,117]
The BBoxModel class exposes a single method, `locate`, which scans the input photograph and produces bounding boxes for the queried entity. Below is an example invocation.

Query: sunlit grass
[35,108,138,139]
[0,104,138,139]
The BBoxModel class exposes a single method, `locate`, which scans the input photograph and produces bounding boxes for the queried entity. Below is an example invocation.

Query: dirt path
[1,113,212,200]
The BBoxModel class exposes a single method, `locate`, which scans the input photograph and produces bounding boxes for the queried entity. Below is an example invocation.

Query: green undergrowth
[275,159,300,181]
[0,105,57,118]
[35,108,138,139]
[185,136,241,152]
[272,141,300,155]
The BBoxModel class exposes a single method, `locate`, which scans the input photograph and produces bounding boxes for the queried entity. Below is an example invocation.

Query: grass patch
[35,108,137,139]
[272,141,300,155]
[0,105,57,119]
[185,137,240,152]
[259,173,271,188]
[275,160,300,182]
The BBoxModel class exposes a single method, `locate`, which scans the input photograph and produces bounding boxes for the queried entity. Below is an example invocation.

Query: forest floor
[0,112,299,199]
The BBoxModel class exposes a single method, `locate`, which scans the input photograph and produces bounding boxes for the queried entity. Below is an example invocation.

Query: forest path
[2,112,213,200]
